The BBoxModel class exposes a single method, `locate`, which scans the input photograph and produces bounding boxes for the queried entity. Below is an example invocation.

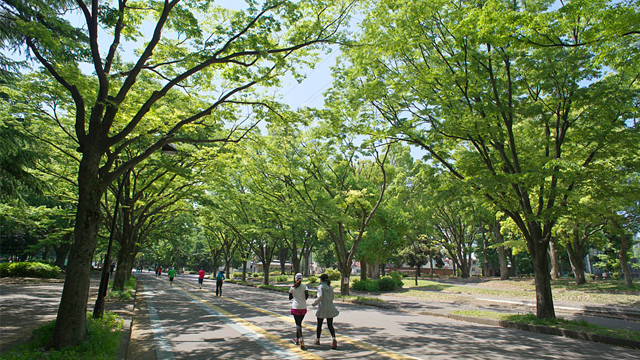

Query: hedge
[0,262,61,278]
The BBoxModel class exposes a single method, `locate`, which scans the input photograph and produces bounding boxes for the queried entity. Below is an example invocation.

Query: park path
[128,273,640,359]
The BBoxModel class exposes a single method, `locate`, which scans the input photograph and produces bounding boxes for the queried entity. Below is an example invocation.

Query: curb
[228,280,640,350]
[117,277,138,360]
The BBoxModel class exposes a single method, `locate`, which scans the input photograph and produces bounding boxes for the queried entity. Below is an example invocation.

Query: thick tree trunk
[530,235,555,319]
[491,221,509,279]
[549,238,561,280]
[360,258,367,281]
[619,233,633,288]
[53,242,71,269]
[339,265,352,296]
[566,231,586,285]
[113,206,136,291]
[372,259,380,280]
[279,247,287,275]
[51,154,103,348]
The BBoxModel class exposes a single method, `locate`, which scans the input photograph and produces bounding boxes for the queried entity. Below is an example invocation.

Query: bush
[231,272,243,279]
[323,268,341,281]
[352,279,380,292]
[306,275,318,284]
[388,271,404,288]
[378,276,397,291]
[274,275,288,282]
[0,261,61,278]
[253,272,261,278]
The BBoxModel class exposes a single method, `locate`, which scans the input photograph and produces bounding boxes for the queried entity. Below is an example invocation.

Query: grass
[453,310,640,342]
[0,312,123,360]
[106,276,136,302]
[400,278,640,307]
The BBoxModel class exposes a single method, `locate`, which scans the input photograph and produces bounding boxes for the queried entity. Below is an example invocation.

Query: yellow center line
[173,277,419,360]
[170,279,322,360]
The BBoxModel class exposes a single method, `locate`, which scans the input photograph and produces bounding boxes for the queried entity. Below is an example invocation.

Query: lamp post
[93,144,179,319]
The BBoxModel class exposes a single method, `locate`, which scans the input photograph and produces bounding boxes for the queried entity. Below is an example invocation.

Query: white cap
[295,273,303,281]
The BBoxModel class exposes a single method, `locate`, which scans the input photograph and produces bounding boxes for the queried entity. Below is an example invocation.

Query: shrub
[274,275,288,282]
[252,272,260,278]
[378,276,397,291]
[306,275,318,284]
[388,271,404,288]
[0,261,61,278]
[352,279,380,292]
[231,272,243,279]
[323,268,341,281]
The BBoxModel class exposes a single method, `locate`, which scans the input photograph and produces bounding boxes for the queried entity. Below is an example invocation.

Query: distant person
[110,263,115,277]
[215,270,225,297]
[168,268,177,286]
[198,269,206,289]
[312,273,339,349]
[289,273,309,350]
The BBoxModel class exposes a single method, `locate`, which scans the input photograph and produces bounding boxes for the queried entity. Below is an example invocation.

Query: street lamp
[93,143,179,318]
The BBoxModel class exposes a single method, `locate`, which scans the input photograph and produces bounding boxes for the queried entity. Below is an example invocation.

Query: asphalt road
[131,273,640,360]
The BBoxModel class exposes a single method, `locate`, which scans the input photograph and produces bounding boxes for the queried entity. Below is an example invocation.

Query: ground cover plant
[0,312,123,360]
[0,262,61,278]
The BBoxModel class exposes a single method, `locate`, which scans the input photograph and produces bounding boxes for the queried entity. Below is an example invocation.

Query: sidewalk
[0,272,135,357]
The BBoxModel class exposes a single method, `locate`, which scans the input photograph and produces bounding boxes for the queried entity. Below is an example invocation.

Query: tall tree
[3,0,354,346]
[334,0,639,319]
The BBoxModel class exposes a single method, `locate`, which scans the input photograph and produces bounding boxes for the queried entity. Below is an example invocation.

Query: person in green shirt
[215,270,225,297]
[168,268,177,286]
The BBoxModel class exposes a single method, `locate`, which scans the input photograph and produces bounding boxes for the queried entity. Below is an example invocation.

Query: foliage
[352,278,379,292]
[388,271,404,288]
[306,275,318,284]
[106,276,136,302]
[0,261,60,278]
[0,312,122,360]
[274,275,288,282]
[323,268,341,281]
[377,276,397,291]
[231,272,243,279]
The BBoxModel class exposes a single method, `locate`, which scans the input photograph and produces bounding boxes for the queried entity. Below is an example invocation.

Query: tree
[335,0,640,319]
[3,0,354,346]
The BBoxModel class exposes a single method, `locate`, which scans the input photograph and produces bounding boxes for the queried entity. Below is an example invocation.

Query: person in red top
[198,269,206,289]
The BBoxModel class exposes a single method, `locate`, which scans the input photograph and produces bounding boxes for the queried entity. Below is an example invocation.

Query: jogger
[312,273,339,349]
[289,273,309,350]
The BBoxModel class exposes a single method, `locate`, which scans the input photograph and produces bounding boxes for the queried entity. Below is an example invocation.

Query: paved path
[128,273,640,359]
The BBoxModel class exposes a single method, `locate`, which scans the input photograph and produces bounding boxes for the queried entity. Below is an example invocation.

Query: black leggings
[293,314,305,339]
[316,318,335,339]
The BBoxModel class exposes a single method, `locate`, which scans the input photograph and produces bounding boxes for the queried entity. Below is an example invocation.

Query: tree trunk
[372,259,380,280]
[619,233,633,288]
[530,234,555,319]
[53,242,71,269]
[279,247,287,275]
[549,238,561,280]
[339,266,352,296]
[113,202,136,291]
[566,230,586,285]
[415,263,419,286]
[482,231,489,277]
[360,258,367,281]
[51,154,103,348]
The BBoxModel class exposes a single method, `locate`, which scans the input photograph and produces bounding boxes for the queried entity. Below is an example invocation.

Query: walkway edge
[117,277,138,360]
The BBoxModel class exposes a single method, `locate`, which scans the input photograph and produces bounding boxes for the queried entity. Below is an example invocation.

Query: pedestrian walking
[215,270,225,297]
[109,263,115,277]
[312,273,339,349]
[289,273,309,350]
[168,268,177,286]
[198,269,206,289]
